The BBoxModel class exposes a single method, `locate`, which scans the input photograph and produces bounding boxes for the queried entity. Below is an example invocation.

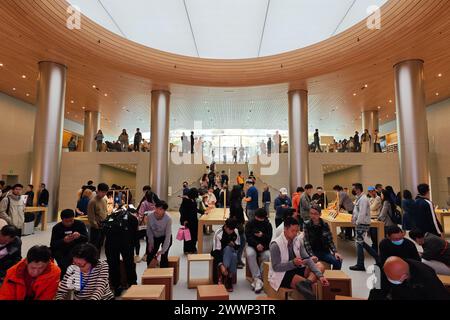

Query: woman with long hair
[378,189,397,230]
[179,188,200,254]
[402,190,416,231]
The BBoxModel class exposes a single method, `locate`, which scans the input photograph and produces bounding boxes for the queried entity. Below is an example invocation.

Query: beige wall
[99,165,136,191]
[0,92,83,186]
[324,166,362,195]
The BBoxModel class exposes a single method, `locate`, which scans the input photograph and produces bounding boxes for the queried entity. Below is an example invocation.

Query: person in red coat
[0,245,60,300]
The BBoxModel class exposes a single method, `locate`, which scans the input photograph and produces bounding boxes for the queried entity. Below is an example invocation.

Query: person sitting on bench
[409,228,450,275]
[211,218,240,292]
[303,203,343,270]
[245,208,272,293]
[269,217,329,300]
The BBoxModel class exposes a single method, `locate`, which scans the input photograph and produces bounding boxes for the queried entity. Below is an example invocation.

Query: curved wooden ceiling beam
[1,0,449,87]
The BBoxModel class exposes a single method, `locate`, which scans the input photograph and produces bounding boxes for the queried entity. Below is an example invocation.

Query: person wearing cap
[50,209,88,278]
[303,204,343,270]
[274,188,292,228]
[245,208,273,293]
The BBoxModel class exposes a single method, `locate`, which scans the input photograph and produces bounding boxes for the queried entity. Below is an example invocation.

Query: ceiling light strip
[258,0,271,57]
[183,0,200,58]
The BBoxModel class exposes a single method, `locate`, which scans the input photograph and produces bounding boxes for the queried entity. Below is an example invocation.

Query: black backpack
[389,206,403,225]
[102,208,131,236]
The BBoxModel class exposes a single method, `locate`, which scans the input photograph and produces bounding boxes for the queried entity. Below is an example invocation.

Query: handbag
[176,227,186,241]
[183,227,192,241]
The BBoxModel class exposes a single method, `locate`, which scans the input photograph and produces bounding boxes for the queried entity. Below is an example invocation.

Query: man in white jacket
[269,217,329,300]
[350,183,379,271]
[0,184,25,237]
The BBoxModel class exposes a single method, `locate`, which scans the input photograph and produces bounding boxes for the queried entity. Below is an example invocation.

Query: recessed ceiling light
[26,93,30,97]
[12,88,16,91]
[67,112,70,114]
[353,93,357,96]
[438,73,442,77]
[70,100,74,104]
[377,106,381,109]
[104,93,108,97]
[21,75,26,79]
[92,85,96,88]
[389,100,393,103]
[0,63,3,67]
[435,92,439,96]
[364,84,368,88]
[82,106,86,110]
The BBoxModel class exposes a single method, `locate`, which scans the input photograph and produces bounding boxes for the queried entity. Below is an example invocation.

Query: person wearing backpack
[103,206,138,296]
[378,189,399,234]
[0,184,25,237]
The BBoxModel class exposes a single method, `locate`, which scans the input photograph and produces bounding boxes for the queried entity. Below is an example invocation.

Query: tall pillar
[394,59,430,196]
[288,90,309,194]
[362,110,379,135]
[83,110,100,152]
[149,90,170,201]
[30,61,67,220]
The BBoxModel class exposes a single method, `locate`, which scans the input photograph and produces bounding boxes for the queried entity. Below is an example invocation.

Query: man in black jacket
[370,256,450,300]
[104,207,138,296]
[50,209,88,278]
[35,183,50,228]
[0,225,22,283]
[379,226,421,266]
[414,184,443,236]
[245,208,272,293]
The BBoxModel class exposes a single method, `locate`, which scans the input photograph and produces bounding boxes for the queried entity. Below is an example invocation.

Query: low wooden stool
[438,274,450,293]
[187,254,214,289]
[318,270,352,300]
[168,256,180,284]
[256,295,280,300]
[142,268,174,300]
[197,285,229,300]
[121,285,165,300]
[262,261,294,300]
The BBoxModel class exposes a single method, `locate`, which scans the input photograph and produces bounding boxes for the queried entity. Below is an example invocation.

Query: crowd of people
[0,171,448,300]
[311,129,383,153]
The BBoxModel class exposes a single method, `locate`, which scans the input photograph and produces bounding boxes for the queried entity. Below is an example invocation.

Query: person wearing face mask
[369,256,450,300]
[0,245,60,300]
[349,183,379,271]
[379,226,420,268]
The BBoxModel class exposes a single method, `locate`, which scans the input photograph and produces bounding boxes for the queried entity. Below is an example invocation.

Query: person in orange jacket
[0,245,60,300]
[292,187,304,215]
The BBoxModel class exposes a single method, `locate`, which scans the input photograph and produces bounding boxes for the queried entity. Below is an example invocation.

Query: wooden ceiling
[0,0,450,137]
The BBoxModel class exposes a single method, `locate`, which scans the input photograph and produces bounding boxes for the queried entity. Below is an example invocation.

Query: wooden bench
[438,274,450,293]
[168,256,180,284]
[141,268,174,300]
[121,285,165,300]
[318,270,352,300]
[187,254,214,289]
[197,285,229,300]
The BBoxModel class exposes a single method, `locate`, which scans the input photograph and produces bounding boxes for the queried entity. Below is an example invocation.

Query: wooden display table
[435,209,450,234]
[25,207,48,231]
[121,285,165,300]
[198,208,248,253]
[168,256,180,284]
[141,268,174,300]
[318,270,352,300]
[187,254,214,289]
[322,210,384,251]
[197,285,229,300]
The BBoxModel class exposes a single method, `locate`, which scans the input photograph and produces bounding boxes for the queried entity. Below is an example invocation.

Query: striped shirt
[55,261,114,300]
